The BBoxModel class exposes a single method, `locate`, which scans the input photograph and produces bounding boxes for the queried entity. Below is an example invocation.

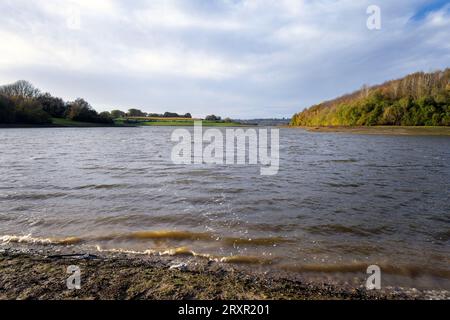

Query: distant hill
[291,68,450,127]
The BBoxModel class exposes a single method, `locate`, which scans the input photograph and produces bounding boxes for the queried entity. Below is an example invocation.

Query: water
[0,127,449,289]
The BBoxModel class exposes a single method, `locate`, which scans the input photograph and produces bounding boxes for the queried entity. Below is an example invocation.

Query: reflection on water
[0,127,449,288]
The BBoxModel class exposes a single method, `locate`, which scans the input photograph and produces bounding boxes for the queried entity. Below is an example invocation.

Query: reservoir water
[0,127,449,289]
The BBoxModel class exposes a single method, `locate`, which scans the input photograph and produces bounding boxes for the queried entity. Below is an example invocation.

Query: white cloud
[0,30,41,68]
[423,4,450,27]
[116,47,248,80]
[133,1,241,31]
[37,0,120,18]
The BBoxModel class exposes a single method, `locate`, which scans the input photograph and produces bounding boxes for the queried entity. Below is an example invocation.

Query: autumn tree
[0,80,40,99]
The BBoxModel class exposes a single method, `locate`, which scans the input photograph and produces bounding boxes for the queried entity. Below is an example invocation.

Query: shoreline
[0,123,251,129]
[293,126,450,136]
[0,246,447,300]
[0,118,252,129]
[0,123,126,129]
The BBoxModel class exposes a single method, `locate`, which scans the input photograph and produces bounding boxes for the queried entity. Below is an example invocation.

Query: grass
[127,116,200,121]
[139,121,247,127]
[116,118,248,127]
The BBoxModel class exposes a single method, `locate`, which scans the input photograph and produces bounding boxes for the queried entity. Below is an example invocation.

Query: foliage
[14,98,51,124]
[37,93,67,118]
[0,80,205,126]
[291,69,450,127]
[128,109,147,117]
[205,114,222,121]
[0,80,115,125]
[111,110,126,118]
[66,98,113,124]
[0,95,16,123]
[0,80,40,99]
[98,111,113,123]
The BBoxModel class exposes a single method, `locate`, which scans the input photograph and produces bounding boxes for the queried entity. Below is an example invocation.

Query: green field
[115,118,247,127]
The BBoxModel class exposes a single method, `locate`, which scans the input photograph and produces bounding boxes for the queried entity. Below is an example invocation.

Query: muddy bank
[0,248,446,300]
[297,126,450,136]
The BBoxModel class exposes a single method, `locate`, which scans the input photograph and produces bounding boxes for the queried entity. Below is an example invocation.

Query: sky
[0,0,449,119]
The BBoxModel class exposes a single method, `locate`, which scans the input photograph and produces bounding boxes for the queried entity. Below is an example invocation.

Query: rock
[169,263,188,271]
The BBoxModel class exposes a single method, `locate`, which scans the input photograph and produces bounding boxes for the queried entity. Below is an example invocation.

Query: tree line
[0,80,197,125]
[291,68,450,126]
[0,80,113,125]
[114,109,192,119]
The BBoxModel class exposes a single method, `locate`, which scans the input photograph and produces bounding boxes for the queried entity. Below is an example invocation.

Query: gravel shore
[1,247,447,300]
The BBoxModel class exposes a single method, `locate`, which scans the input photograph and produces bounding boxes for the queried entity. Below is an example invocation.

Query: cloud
[0,0,448,118]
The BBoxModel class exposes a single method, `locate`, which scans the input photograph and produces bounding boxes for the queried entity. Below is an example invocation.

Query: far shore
[0,247,447,300]
[293,126,450,136]
[0,118,250,129]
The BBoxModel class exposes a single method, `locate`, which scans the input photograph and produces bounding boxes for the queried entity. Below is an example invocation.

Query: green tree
[290,68,450,127]
[14,99,51,124]
[37,93,67,118]
[128,109,146,117]
[98,111,113,123]
[163,112,180,118]
[205,114,221,121]
[111,110,126,118]
[66,98,99,123]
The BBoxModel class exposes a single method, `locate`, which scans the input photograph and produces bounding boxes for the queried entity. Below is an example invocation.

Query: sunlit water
[0,127,449,289]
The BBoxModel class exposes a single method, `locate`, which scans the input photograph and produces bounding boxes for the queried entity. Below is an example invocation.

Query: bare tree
[360,84,370,98]
[0,80,40,99]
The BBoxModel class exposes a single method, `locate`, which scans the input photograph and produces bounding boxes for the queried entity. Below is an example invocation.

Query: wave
[222,236,292,246]
[324,182,361,188]
[0,193,67,201]
[219,255,272,264]
[280,263,450,279]
[0,232,276,266]
[95,245,272,265]
[304,224,393,236]
[2,234,448,274]
[126,230,211,241]
[73,184,128,190]
[0,231,290,248]
[0,234,83,245]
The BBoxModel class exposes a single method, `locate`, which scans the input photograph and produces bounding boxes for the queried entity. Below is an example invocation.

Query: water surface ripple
[0,127,449,288]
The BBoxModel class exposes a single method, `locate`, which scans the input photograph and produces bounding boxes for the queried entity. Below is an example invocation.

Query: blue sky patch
[411,0,449,21]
